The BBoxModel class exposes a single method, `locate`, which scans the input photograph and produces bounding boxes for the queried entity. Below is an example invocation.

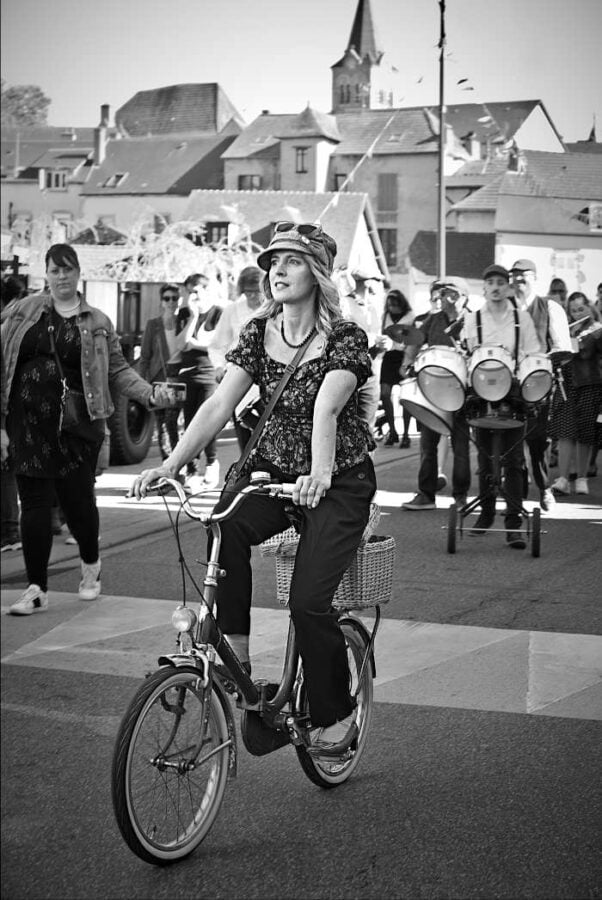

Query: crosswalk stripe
[2,591,600,721]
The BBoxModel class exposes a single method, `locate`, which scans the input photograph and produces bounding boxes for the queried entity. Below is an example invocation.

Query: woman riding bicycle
[133,223,377,752]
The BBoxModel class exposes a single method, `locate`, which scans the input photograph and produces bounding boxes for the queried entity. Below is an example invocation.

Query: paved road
[2,429,601,899]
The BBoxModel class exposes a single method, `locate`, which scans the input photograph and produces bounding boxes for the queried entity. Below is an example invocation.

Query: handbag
[48,324,105,444]
[224,330,315,493]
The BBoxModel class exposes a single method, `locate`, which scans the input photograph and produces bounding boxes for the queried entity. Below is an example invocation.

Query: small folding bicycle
[111,473,381,865]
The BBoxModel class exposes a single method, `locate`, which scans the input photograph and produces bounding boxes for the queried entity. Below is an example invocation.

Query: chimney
[93,104,109,165]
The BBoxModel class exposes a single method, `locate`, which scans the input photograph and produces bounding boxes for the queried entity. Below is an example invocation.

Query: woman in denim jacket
[1,243,170,615]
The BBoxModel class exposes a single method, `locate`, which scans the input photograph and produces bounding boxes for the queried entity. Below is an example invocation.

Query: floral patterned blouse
[226,317,375,477]
[7,308,98,477]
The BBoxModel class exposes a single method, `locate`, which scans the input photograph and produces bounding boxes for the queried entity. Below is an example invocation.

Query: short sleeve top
[226,317,374,477]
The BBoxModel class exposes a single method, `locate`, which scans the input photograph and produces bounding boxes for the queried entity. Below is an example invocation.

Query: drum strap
[476,305,520,369]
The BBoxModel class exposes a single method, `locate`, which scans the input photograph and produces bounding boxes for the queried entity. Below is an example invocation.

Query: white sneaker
[79,561,101,601]
[9,584,48,615]
[575,477,589,495]
[184,474,205,495]
[202,460,220,489]
[551,476,571,495]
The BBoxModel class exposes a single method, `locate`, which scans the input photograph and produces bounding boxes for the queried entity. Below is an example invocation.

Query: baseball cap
[510,258,537,274]
[257,222,337,274]
[431,276,469,296]
[482,264,510,281]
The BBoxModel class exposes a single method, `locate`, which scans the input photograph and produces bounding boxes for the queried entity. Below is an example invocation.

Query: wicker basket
[260,502,381,557]
[275,534,396,610]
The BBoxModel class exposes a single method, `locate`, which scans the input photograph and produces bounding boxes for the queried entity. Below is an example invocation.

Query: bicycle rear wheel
[295,618,374,788]
[111,666,230,865]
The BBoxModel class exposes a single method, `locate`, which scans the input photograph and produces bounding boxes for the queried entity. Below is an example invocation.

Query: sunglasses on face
[162,296,179,301]
[273,221,323,237]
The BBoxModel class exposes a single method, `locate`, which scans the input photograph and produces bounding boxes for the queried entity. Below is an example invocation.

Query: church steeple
[331,0,400,113]
[346,0,383,64]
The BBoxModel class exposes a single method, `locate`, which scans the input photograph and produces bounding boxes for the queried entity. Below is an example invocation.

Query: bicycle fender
[154,657,238,779]
[339,614,377,678]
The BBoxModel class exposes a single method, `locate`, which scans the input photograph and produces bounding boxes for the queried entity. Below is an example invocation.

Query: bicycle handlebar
[146,475,296,524]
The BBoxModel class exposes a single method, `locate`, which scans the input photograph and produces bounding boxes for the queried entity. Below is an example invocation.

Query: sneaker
[399,435,411,449]
[437,472,448,491]
[1,537,22,552]
[184,474,205,495]
[79,561,101,601]
[551,476,571,495]
[384,432,399,447]
[202,460,221,489]
[575,477,589,495]
[469,514,495,535]
[506,531,526,550]
[9,584,48,615]
[402,493,436,510]
[540,489,556,512]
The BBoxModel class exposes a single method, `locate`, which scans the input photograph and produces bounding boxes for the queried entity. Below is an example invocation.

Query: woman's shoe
[384,432,399,446]
[551,476,571,495]
[308,711,358,756]
[574,477,589,495]
[399,435,411,448]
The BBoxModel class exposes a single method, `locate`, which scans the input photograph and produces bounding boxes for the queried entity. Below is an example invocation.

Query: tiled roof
[498,151,602,199]
[451,176,504,212]
[445,157,508,188]
[276,106,340,142]
[409,231,496,279]
[565,141,602,155]
[425,100,563,146]
[1,127,94,178]
[222,113,296,158]
[183,189,385,273]
[115,83,245,137]
[80,134,236,195]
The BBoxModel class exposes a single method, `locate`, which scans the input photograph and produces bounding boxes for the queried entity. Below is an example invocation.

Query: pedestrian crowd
[2,236,600,617]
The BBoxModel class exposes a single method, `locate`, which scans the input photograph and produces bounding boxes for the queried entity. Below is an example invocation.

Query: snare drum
[468,345,514,402]
[415,345,467,412]
[517,354,553,403]
[398,378,453,436]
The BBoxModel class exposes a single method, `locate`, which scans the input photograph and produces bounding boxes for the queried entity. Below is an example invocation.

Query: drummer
[461,264,540,549]
[402,277,471,510]
[509,259,571,514]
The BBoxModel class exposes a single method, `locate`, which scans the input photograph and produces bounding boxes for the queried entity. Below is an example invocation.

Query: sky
[1,0,601,143]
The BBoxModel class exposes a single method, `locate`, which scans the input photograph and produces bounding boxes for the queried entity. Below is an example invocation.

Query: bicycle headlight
[171,606,197,634]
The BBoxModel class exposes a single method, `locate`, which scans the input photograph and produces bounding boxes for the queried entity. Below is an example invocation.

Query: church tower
[331,0,402,113]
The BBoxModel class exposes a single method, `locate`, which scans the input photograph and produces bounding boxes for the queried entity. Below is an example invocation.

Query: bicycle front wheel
[111,666,231,865]
[295,618,374,788]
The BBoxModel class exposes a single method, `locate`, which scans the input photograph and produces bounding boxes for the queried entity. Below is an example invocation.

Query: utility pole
[437,0,446,280]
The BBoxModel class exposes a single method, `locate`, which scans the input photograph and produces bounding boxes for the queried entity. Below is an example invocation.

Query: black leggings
[16,461,99,591]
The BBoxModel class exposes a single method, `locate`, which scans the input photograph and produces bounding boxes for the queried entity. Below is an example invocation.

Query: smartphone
[153,381,187,403]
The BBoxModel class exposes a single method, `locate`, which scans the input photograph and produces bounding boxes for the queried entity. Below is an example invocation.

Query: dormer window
[45,170,67,190]
[102,173,128,188]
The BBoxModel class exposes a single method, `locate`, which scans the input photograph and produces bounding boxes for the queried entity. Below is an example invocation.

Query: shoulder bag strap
[225,329,315,489]
[48,323,66,381]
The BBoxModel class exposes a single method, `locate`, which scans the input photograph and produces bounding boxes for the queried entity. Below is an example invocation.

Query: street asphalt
[2,418,601,899]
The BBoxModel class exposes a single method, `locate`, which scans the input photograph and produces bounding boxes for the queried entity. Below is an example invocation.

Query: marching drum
[415,345,467,412]
[468,345,514,402]
[517,354,553,403]
[398,378,453,436]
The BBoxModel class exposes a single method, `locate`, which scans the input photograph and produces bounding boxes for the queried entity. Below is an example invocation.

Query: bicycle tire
[111,666,230,865]
[447,503,458,554]
[531,506,541,558]
[295,619,374,788]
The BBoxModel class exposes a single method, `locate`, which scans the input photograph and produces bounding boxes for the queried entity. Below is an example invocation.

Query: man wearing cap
[461,264,540,548]
[510,259,571,512]
[402,277,471,510]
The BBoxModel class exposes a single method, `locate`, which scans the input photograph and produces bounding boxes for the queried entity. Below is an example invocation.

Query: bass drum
[398,378,453,436]
[415,345,467,412]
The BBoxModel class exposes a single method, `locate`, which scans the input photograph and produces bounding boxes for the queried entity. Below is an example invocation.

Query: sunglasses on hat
[273,221,323,237]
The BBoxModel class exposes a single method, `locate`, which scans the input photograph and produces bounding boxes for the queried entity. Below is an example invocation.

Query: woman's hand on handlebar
[130,464,175,499]
[292,473,331,508]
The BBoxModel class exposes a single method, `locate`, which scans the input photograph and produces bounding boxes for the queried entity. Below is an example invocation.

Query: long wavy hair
[255,254,342,337]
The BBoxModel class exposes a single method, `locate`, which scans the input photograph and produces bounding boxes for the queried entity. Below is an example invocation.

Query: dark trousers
[417,415,471,501]
[182,379,217,473]
[524,404,550,492]
[155,408,180,460]
[1,466,20,542]
[475,426,525,528]
[16,461,99,591]
[211,457,377,727]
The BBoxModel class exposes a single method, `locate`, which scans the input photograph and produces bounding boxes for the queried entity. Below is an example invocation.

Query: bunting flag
[588,115,597,142]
